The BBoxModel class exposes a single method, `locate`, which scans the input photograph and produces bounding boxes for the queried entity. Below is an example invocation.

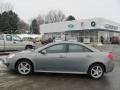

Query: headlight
[8,54,15,58]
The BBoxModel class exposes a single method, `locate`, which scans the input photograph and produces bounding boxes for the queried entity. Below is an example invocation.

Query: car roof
[52,41,84,44]
[35,41,100,52]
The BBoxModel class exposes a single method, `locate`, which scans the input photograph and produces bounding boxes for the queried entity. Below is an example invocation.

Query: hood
[13,49,34,55]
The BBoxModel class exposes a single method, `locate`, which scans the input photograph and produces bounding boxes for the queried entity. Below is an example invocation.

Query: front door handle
[13,42,16,44]
[86,55,91,57]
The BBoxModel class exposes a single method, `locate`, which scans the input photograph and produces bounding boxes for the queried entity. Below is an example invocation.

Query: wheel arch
[15,58,34,71]
[87,62,106,73]
[25,45,33,49]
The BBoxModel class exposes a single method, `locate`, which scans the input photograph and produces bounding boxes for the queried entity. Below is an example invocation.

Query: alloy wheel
[17,61,32,75]
[89,64,104,79]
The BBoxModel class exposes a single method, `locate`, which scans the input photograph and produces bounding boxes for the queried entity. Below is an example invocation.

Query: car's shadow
[1,70,115,90]
[7,70,108,81]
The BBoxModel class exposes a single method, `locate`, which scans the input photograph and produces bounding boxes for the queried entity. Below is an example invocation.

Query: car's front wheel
[88,64,105,79]
[16,60,33,75]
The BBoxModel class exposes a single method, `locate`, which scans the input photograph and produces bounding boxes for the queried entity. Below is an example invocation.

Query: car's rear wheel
[16,60,33,75]
[88,64,105,79]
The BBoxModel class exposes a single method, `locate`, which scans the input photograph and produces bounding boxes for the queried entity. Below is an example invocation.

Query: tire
[25,45,33,50]
[88,64,105,80]
[16,60,33,75]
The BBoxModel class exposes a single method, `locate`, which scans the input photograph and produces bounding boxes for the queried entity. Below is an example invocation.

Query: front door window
[43,44,66,53]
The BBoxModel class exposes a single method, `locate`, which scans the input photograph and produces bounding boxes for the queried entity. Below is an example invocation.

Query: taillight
[108,52,113,60]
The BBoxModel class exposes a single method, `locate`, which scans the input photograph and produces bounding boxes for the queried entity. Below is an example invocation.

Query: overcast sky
[1,0,120,23]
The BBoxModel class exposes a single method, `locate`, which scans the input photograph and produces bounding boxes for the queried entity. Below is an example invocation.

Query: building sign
[91,21,96,27]
[68,24,74,28]
[80,22,84,27]
[104,24,118,30]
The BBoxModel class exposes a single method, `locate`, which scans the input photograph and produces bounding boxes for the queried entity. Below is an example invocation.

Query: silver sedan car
[3,41,114,79]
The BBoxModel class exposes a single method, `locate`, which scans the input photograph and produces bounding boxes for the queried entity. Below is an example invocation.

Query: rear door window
[68,44,92,52]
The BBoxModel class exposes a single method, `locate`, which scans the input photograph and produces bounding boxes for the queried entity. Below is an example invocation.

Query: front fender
[7,53,37,70]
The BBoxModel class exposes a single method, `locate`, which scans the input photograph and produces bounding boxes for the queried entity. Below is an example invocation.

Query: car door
[12,35,25,50]
[0,35,4,51]
[65,44,93,72]
[5,34,15,50]
[35,43,67,72]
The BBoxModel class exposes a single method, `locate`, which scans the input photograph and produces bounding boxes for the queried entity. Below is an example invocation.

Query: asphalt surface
[0,45,120,90]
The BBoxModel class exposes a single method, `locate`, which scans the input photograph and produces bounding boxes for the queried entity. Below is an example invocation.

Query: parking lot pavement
[0,45,120,90]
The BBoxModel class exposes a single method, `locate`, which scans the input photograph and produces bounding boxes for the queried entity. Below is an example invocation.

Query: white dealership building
[40,18,120,43]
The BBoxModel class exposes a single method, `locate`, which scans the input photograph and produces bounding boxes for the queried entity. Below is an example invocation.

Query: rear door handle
[59,55,65,58]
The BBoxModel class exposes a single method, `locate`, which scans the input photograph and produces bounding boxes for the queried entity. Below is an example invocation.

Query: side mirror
[40,50,47,54]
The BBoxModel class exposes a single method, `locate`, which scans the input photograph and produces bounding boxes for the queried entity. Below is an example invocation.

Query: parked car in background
[0,34,34,51]
[66,37,77,42]
[83,38,90,44]
[67,38,77,42]
[110,36,120,44]
[2,41,114,79]
[22,37,36,43]
[54,38,63,42]
[40,38,53,45]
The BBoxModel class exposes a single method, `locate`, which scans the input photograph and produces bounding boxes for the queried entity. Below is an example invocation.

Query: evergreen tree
[66,15,76,21]
[31,19,40,34]
[0,10,19,34]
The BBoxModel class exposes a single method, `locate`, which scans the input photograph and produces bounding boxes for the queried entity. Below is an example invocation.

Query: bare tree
[36,15,44,25]
[0,2,13,14]
[35,10,66,25]
[44,10,66,24]
[34,10,66,25]
[57,10,66,21]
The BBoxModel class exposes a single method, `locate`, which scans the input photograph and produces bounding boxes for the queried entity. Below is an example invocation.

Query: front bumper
[0,57,15,71]
[0,58,9,67]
